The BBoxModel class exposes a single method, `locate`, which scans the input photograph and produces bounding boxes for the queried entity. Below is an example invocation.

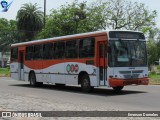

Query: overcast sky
[0,0,160,28]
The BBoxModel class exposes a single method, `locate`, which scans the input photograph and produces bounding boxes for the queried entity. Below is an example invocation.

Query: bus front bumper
[109,77,149,87]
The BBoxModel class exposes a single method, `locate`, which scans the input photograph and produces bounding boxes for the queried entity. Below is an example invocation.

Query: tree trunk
[1,52,4,68]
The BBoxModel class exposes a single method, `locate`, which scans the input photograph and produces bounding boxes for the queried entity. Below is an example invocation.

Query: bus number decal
[75,64,79,73]
[66,64,79,73]
[66,64,71,73]
[71,64,75,72]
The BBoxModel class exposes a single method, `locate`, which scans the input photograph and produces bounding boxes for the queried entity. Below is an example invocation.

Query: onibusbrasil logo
[0,0,14,12]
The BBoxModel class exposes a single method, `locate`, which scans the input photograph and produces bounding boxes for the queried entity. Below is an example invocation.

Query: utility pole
[44,0,46,27]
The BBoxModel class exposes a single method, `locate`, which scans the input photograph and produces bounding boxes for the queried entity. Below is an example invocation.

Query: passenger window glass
[34,45,43,60]
[53,41,65,59]
[26,46,33,60]
[79,38,95,58]
[43,43,53,59]
[66,40,78,58]
[11,48,18,62]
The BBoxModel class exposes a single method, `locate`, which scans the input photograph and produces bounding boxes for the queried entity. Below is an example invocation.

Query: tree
[147,40,158,69]
[0,18,21,50]
[145,28,160,68]
[37,0,106,38]
[0,18,22,67]
[16,3,44,41]
[37,0,157,39]
[151,28,160,64]
[100,0,157,31]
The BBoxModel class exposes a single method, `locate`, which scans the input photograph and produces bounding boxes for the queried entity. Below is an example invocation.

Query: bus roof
[11,30,142,47]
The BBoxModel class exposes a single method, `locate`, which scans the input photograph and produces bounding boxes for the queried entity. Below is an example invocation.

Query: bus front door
[19,51,24,81]
[98,41,107,86]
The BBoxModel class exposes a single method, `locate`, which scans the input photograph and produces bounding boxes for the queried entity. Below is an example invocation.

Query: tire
[30,72,38,87]
[112,86,124,92]
[81,74,92,92]
[55,84,65,87]
[37,82,43,87]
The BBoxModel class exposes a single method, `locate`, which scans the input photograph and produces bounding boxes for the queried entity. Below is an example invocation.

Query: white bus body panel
[10,62,20,80]
[107,67,148,86]
[21,62,98,87]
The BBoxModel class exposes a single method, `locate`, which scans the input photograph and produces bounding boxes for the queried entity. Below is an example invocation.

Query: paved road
[0,77,160,112]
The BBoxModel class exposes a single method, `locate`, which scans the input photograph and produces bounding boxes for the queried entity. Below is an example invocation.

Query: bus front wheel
[112,86,124,92]
[81,74,92,92]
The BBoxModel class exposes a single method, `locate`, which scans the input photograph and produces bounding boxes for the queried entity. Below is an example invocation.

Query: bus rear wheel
[112,86,124,92]
[30,73,43,87]
[81,74,92,92]
[30,73,38,87]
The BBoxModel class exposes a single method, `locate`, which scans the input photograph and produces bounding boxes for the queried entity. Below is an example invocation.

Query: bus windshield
[108,40,147,67]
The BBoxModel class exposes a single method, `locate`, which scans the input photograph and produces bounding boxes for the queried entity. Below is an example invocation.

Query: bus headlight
[145,74,148,77]
[114,74,122,78]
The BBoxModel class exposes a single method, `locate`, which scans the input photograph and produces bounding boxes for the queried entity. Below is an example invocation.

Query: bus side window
[34,45,43,60]
[79,38,95,58]
[11,47,18,62]
[66,40,78,58]
[26,46,33,60]
[43,43,53,59]
[53,41,65,59]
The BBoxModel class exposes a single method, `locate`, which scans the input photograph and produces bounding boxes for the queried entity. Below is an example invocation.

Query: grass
[0,68,10,77]
[148,73,160,85]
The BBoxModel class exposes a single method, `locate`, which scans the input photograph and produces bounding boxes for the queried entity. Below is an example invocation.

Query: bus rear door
[19,50,25,81]
[98,41,107,86]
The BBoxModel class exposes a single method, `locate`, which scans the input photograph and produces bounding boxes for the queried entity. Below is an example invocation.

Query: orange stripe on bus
[109,77,149,87]
[24,59,95,70]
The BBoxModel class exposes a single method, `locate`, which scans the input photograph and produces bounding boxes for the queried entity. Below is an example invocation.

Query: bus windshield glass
[108,40,147,67]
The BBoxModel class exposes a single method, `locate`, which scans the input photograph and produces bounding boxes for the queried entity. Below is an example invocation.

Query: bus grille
[119,70,143,79]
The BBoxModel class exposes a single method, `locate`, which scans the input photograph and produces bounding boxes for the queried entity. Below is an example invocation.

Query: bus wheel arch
[78,71,92,92]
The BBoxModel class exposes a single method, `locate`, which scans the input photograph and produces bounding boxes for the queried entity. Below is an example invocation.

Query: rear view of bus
[107,31,149,91]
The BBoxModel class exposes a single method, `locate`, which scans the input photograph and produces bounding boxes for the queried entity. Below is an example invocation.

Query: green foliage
[147,40,158,67]
[0,18,24,67]
[0,18,9,29]
[146,28,160,68]
[0,68,10,76]
[0,19,18,52]
[149,72,160,84]
[102,0,157,31]
[37,0,106,38]
[16,3,44,41]
[0,18,17,30]
[37,0,157,39]
[156,66,160,70]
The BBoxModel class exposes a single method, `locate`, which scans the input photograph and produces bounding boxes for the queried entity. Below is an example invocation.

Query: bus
[10,30,149,92]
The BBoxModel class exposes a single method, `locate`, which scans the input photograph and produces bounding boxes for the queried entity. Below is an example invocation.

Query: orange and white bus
[10,30,149,92]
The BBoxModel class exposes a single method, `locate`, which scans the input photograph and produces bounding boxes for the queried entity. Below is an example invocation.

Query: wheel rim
[83,78,89,88]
